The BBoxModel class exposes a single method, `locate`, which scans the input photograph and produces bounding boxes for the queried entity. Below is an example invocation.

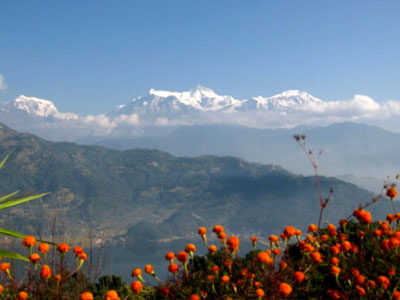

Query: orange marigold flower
[41,265,52,279]
[57,243,70,254]
[213,225,224,234]
[190,294,200,300]
[387,186,398,199]
[355,285,366,296]
[227,236,240,251]
[278,282,292,298]
[206,275,215,281]
[351,268,360,277]
[104,290,120,300]
[273,248,281,256]
[165,252,175,261]
[144,264,154,274]
[29,253,40,264]
[131,268,142,277]
[390,237,400,248]
[320,234,329,242]
[327,224,337,236]
[218,232,226,240]
[387,214,396,223]
[257,252,273,265]
[221,275,230,283]
[269,235,279,243]
[382,239,391,251]
[310,251,323,263]
[366,280,376,288]
[283,226,296,237]
[339,219,347,227]
[330,246,340,255]
[326,289,341,299]
[17,292,28,300]
[55,274,62,281]
[251,236,258,246]
[198,227,207,235]
[79,252,87,260]
[393,291,400,300]
[80,292,94,300]
[73,246,84,256]
[130,281,143,293]
[339,233,347,242]
[212,265,220,273]
[330,257,340,266]
[208,245,218,254]
[295,229,302,236]
[254,281,261,288]
[377,275,390,290]
[355,274,365,285]
[38,243,50,254]
[331,266,341,276]
[168,263,179,273]
[359,210,372,224]
[0,262,10,271]
[374,229,382,237]
[0,284,3,292]
[308,224,318,233]
[256,288,265,297]
[177,251,188,262]
[185,244,196,253]
[389,268,396,276]
[341,241,352,253]
[294,271,305,282]
[22,235,36,248]
[279,261,287,270]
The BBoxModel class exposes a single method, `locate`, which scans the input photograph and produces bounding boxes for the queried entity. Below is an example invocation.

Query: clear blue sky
[1,0,399,114]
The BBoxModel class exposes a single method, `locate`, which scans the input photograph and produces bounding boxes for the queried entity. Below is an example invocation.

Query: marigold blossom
[256,288,265,297]
[190,294,200,300]
[208,245,218,253]
[221,275,230,283]
[278,282,292,298]
[41,265,52,279]
[80,292,94,300]
[22,235,36,248]
[17,292,28,300]
[227,236,240,251]
[185,243,196,253]
[38,243,50,254]
[104,290,120,300]
[57,243,70,254]
[168,263,179,273]
[294,271,305,282]
[387,186,398,199]
[177,251,188,262]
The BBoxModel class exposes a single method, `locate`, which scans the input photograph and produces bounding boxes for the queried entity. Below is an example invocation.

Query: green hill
[0,123,392,263]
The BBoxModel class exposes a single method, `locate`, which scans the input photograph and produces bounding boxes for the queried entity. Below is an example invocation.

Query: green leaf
[0,191,20,203]
[0,154,9,169]
[0,228,26,239]
[0,192,49,210]
[0,250,29,262]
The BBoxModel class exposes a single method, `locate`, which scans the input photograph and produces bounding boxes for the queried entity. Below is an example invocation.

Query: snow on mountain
[109,85,243,117]
[12,95,78,120]
[247,90,323,111]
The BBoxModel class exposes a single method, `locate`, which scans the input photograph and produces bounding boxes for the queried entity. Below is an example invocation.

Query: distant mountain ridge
[95,122,400,180]
[2,86,395,141]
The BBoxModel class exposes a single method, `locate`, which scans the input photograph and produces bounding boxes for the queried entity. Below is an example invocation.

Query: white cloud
[0,74,7,90]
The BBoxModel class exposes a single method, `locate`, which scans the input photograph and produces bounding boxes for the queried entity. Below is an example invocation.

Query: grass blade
[0,154,9,170]
[0,191,20,203]
[0,228,25,239]
[0,192,49,210]
[0,250,29,262]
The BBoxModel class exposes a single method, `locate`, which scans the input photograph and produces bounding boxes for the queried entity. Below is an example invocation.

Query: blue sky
[1,0,400,114]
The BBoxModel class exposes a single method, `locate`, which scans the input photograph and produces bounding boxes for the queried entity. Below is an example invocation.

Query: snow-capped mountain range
[0,85,398,140]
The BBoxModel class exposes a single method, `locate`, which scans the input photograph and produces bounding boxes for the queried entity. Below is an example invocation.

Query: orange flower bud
[308,224,318,233]
[168,263,178,273]
[38,243,50,254]
[331,266,341,275]
[221,275,230,283]
[213,225,224,234]
[377,275,390,290]
[310,251,323,263]
[198,227,207,235]
[131,268,142,277]
[190,294,200,300]
[177,251,188,262]
[283,226,296,237]
[256,288,265,298]
[257,252,273,265]
[41,265,52,279]
[22,236,36,248]
[73,246,84,256]
[185,243,196,253]
[144,264,154,274]
[0,263,10,271]
[278,282,292,298]
[294,271,305,282]
[227,236,240,251]
[29,253,40,264]
[131,281,143,293]
[208,245,218,254]
[165,252,175,261]
[80,292,94,300]
[17,292,28,300]
[104,290,119,300]
[387,186,398,199]
[57,243,70,254]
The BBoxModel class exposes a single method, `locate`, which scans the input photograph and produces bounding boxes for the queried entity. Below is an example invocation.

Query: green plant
[0,154,48,261]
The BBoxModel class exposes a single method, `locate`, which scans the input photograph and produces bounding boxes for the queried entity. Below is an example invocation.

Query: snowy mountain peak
[250,90,322,110]
[13,95,78,120]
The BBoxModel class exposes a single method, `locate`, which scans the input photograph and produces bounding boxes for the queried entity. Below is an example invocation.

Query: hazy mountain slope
[95,122,399,179]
